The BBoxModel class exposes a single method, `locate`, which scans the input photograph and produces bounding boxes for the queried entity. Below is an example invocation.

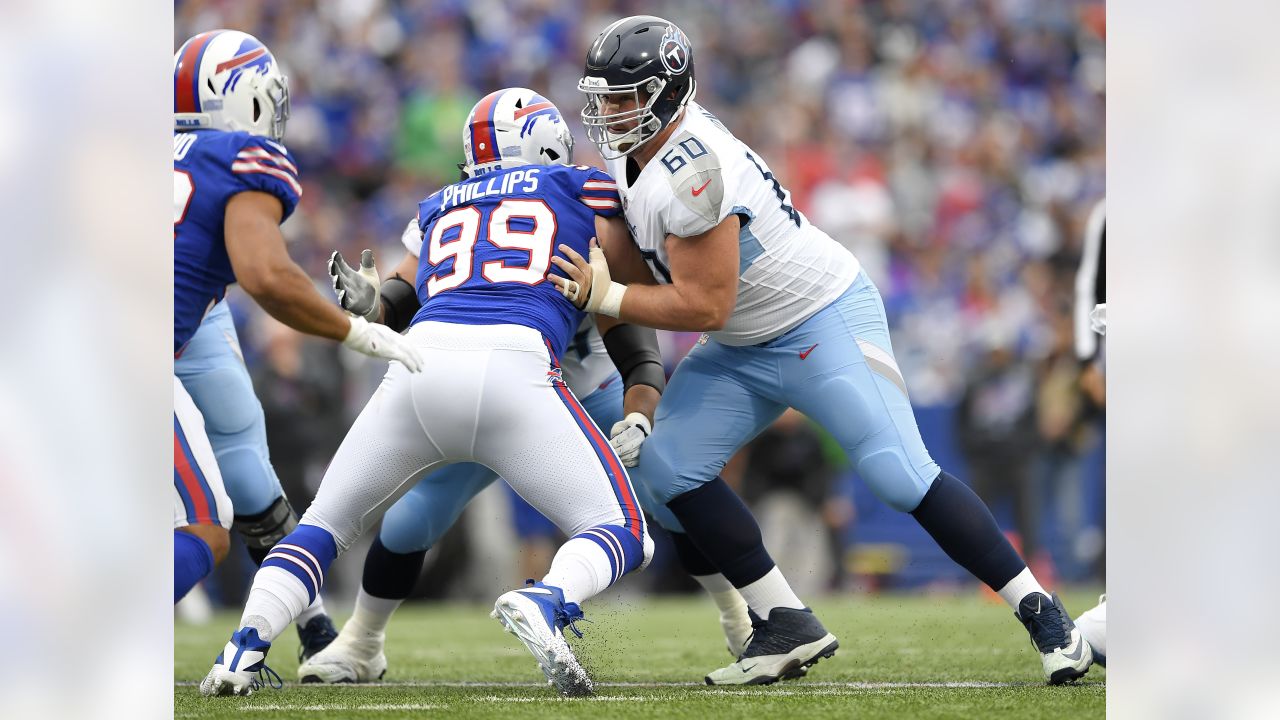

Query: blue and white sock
[174,529,214,604]
[542,524,643,605]
[239,525,337,641]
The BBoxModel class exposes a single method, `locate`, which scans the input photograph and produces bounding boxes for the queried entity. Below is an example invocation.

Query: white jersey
[607,102,860,345]
[403,218,616,398]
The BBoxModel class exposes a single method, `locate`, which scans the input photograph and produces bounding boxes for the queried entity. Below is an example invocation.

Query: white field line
[176,680,1099,690]
[176,685,1104,712]
[239,705,445,711]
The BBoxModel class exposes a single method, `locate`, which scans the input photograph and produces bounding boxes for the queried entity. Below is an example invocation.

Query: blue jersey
[410,164,622,358]
[173,129,302,353]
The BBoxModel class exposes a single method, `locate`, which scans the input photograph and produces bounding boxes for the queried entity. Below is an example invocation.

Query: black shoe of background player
[297,614,340,662]
[704,607,838,685]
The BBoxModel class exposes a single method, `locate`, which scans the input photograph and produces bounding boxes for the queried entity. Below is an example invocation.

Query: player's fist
[342,316,425,372]
[609,412,652,467]
[329,249,381,321]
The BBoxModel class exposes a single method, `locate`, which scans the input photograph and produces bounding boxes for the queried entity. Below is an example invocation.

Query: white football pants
[301,322,646,552]
[173,375,233,530]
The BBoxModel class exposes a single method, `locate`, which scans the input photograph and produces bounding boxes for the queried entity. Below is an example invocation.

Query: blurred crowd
[175,0,1105,604]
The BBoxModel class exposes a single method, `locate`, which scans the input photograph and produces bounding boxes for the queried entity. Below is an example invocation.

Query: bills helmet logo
[217,38,275,94]
[546,366,565,385]
[659,25,690,75]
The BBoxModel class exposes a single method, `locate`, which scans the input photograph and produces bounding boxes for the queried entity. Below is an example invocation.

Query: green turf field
[175,590,1105,719]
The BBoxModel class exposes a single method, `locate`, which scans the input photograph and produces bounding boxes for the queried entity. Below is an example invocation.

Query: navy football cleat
[705,607,838,685]
[297,614,339,662]
[1016,592,1094,684]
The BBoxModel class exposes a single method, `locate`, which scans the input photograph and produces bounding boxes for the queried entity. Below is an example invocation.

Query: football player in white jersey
[561,15,1093,685]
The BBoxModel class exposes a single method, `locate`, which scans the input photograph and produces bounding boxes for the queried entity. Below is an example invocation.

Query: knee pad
[233,495,298,563]
[857,448,931,513]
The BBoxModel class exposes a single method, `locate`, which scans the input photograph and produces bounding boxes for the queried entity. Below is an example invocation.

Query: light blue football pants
[378,369,683,554]
[174,301,282,516]
[635,271,941,515]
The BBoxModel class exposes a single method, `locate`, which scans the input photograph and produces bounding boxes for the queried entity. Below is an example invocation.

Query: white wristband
[596,281,627,318]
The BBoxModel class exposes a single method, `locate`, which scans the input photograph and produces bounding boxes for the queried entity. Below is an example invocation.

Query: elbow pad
[602,323,666,394]
[379,276,421,333]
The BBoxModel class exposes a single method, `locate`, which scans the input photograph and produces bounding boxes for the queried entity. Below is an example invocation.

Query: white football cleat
[705,607,838,686]
[199,627,281,697]
[297,626,388,683]
[491,582,593,696]
[1074,594,1106,667]
[1015,592,1094,684]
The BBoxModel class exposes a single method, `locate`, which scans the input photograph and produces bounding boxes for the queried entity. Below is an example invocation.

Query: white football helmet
[461,88,574,177]
[174,30,290,141]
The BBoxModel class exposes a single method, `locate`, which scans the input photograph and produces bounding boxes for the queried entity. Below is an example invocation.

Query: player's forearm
[618,282,732,332]
[622,384,661,425]
[245,263,352,341]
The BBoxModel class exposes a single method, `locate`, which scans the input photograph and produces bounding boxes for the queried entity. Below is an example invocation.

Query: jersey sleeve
[231,136,303,220]
[575,167,623,218]
[661,132,728,238]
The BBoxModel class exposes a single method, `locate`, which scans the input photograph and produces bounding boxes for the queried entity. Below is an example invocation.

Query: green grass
[176,591,1105,719]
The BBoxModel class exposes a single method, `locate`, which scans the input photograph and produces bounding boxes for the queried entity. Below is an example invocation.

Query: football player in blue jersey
[295,172,670,684]
[173,30,424,653]
[201,89,653,698]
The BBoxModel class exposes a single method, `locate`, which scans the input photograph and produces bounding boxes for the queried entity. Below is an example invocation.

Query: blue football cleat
[199,626,282,697]
[491,582,593,696]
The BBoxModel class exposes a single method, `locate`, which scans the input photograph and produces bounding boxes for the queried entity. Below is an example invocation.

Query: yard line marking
[176,680,1101,690]
[240,704,446,711]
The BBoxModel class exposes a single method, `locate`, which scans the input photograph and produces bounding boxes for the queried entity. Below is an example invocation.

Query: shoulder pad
[662,131,723,227]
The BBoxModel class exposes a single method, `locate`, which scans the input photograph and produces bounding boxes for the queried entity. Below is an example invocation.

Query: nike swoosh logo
[799,343,818,360]
[740,662,758,673]
[1062,639,1085,662]
[1035,596,1042,614]
[691,178,712,197]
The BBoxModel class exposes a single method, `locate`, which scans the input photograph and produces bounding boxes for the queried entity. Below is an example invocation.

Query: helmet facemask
[579,76,672,160]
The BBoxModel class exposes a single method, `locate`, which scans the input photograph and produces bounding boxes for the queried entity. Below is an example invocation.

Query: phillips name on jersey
[606,102,860,346]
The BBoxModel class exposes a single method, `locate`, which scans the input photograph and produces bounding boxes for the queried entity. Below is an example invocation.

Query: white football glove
[342,316,425,372]
[609,412,652,467]
[328,249,381,321]
[1090,303,1107,336]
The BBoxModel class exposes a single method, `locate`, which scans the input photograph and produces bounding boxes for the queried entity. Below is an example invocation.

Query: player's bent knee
[857,448,931,513]
[634,441,712,506]
[379,500,436,555]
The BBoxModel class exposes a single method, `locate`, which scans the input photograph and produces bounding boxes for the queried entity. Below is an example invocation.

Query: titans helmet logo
[659,25,690,75]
